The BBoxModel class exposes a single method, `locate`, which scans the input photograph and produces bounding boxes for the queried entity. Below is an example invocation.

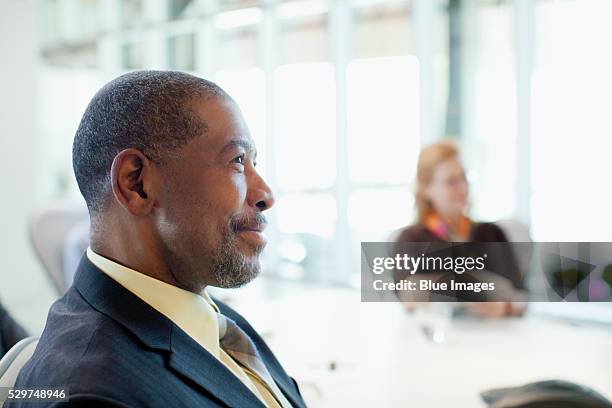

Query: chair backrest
[387,227,405,243]
[494,218,533,287]
[29,201,88,295]
[494,218,532,243]
[0,336,39,403]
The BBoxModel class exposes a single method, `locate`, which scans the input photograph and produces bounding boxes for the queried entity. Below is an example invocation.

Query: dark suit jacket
[7,256,307,408]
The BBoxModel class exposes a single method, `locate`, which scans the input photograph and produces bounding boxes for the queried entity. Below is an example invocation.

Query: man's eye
[231,155,245,165]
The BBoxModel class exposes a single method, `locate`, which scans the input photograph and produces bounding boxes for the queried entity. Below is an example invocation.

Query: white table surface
[215,280,612,408]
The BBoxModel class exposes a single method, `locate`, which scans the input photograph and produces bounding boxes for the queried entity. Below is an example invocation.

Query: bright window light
[347,56,420,185]
[214,7,262,29]
[274,62,336,191]
[348,187,414,242]
[276,193,337,238]
[277,0,329,20]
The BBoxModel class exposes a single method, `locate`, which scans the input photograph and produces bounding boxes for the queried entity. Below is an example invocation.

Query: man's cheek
[225,174,249,200]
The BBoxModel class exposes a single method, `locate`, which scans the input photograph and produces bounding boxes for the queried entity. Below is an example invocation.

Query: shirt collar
[86,247,221,358]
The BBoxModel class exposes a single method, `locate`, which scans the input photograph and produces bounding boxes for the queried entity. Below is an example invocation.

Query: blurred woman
[395,140,525,317]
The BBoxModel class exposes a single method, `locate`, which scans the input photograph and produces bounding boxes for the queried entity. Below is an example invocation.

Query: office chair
[494,218,532,280]
[0,336,39,404]
[29,201,88,295]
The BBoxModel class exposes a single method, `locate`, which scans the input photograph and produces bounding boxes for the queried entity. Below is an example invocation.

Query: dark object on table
[481,379,612,408]
[0,302,29,357]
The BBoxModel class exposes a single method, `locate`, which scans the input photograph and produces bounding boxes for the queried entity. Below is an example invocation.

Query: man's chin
[212,255,261,289]
[211,235,264,288]
[233,269,260,289]
[215,269,260,289]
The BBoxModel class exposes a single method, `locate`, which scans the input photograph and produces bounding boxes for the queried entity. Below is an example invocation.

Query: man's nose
[248,171,275,211]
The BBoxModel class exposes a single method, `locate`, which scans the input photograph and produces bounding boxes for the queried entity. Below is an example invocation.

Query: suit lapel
[168,324,267,408]
[263,358,307,408]
[73,255,268,408]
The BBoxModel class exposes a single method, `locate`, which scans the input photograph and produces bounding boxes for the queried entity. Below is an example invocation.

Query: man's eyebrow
[219,138,256,156]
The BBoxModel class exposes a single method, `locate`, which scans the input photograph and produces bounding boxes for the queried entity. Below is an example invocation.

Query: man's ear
[110,149,157,216]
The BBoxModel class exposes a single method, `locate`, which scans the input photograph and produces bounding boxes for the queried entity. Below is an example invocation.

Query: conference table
[215,279,612,408]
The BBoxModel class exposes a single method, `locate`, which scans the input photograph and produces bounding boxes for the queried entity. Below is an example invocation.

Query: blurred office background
[3,0,612,327]
[1,0,612,406]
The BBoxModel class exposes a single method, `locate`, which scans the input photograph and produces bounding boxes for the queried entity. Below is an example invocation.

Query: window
[345,1,419,282]
[217,26,259,70]
[347,57,419,187]
[460,0,517,222]
[121,40,144,70]
[274,63,336,191]
[120,0,143,28]
[169,0,196,19]
[531,0,612,241]
[168,33,196,71]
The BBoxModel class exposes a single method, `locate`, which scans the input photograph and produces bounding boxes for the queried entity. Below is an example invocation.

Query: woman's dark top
[394,222,525,290]
[395,222,508,243]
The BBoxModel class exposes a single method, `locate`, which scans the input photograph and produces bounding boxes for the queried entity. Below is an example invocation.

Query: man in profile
[9,71,306,408]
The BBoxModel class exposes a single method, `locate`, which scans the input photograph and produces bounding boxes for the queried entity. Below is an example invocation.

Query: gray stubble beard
[211,229,264,289]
